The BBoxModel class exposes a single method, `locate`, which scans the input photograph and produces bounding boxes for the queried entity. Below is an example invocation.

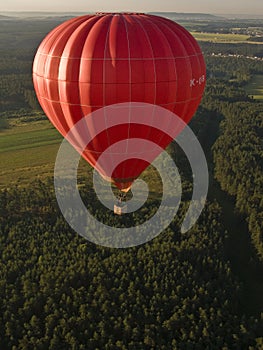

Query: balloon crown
[95,12,145,16]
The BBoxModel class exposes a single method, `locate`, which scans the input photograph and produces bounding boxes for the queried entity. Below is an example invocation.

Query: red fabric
[33,13,206,190]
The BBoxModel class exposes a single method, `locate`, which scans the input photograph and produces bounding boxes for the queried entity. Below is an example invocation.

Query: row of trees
[212,99,263,260]
[200,41,263,58]
[201,54,263,261]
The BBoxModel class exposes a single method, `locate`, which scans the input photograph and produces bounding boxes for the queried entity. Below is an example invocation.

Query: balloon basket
[114,191,128,215]
[114,203,128,215]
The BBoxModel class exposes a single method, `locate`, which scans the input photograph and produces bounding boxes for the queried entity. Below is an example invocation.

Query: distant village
[210,52,263,61]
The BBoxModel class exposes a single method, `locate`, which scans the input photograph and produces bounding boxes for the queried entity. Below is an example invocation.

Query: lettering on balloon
[190,75,205,87]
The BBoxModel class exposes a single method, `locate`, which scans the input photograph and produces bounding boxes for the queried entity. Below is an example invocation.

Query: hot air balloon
[33,12,206,212]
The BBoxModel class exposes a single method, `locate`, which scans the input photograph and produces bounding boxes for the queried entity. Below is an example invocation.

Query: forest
[0,15,263,349]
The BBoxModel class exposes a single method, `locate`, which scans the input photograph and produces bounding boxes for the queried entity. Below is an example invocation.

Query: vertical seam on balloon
[149,19,178,102]
[171,21,201,122]
[60,21,85,150]
[78,16,103,157]
[78,16,98,164]
[142,17,180,150]
[122,14,138,182]
[134,15,157,136]
[103,15,115,179]
[132,15,158,156]
[154,18,192,125]
[53,17,89,138]
[136,16,168,157]
[126,15,148,177]
[134,16,157,104]
[123,14,132,181]
[147,18,183,147]
[47,18,88,139]
[135,16,157,136]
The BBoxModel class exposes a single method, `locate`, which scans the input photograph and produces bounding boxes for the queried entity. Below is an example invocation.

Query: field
[0,120,163,194]
[245,74,263,100]
[0,121,62,188]
[191,32,253,43]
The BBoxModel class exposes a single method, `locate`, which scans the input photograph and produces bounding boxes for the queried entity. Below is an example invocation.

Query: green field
[0,120,163,193]
[0,120,107,189]
[191,32,255,43]
[245,74,263,100]
[0,121,62,188]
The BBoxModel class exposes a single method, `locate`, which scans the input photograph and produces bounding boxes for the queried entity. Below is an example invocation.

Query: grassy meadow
[0,120,164,195]
[191,32,253,43]
[245,74,263,100]
[0,121,62,188]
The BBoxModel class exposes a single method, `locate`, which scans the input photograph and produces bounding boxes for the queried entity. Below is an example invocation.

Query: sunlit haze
[1,0,263,15]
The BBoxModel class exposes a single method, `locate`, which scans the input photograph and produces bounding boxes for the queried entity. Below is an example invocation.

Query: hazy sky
[1,0,263,15]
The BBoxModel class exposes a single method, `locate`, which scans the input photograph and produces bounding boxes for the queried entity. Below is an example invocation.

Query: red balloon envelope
[33,13,206,191]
